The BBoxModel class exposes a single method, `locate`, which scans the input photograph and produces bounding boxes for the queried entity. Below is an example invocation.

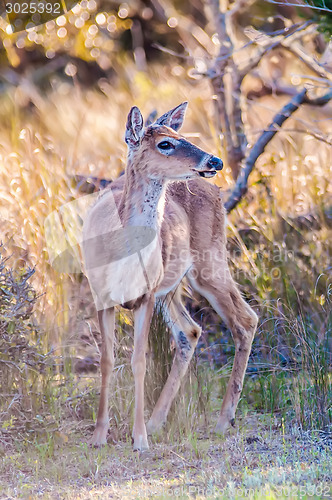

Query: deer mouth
[192,169,217,178]
[192,156,223,178]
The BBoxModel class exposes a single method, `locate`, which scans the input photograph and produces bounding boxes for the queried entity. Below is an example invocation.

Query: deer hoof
[214,415,234,435]
[146,419,163,436]
[89,425,109,447]
[132,434,149,452]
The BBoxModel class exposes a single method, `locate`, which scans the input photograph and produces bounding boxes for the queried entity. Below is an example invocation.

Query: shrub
[0,245,44,417]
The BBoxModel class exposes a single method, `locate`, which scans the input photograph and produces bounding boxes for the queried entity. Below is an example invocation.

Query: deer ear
[125,106,144,148]
[155,102,188,131]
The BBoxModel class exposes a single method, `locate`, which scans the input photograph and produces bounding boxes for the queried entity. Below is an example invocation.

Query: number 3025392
[5,2,61,14]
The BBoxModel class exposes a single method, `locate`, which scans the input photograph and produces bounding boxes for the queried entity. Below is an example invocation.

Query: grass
[0,409,331,498]
[0,61,331,497]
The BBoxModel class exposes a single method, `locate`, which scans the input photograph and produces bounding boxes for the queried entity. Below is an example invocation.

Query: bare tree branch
[266,0,332,13]
[206,0,330,186]
[224,88,332,213]
[247,81,332,100]
[209,1,237,176]
[304,89,332,105]
[152,43,193,60]
[229,0,257,16]
[274,128,332,145]
[239,21,315,78]
[209,0,248,179]
[246,82,301,100]
[283,43,332,80]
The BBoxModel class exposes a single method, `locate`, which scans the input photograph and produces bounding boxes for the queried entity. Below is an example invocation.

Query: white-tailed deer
[82,102,258,451]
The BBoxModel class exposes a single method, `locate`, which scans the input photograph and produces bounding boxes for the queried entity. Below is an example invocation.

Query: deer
[82,102,258,452]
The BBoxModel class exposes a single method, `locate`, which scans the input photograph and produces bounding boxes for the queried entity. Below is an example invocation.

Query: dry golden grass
[0,67,224,343]
[0,63,331,498]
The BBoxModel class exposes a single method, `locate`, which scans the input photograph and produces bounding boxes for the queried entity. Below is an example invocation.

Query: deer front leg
[147,291,201,435]
[131,294,155,451]
[90,307,115,446]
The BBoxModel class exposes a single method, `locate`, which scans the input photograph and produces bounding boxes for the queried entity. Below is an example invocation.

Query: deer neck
[119,162,167,230]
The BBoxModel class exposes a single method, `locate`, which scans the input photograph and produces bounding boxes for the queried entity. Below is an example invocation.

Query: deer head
[124,102,223,180]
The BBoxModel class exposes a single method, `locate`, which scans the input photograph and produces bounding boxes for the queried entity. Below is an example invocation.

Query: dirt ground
[0,413,331,499]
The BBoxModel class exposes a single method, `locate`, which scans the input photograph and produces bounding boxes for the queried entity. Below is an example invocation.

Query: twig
[247,81,332,100]
[290,74,332,84]
[254,127,332,146]
[169,449,200,469]
[266,0,332,12]
[247,82,300,100]
[230,0,257,16]
[224,88,332,213]
[152,43,193,60]
[283,43,332,80]
[304,89,332,105]
[239,21,314,78]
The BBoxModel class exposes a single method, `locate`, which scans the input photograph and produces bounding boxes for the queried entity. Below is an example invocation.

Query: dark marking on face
[165,138,207,163]
[146,126,207,162]
[230,418,235,427]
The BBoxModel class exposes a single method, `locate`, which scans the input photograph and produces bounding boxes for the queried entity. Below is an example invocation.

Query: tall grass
[0,64,331,438]
[241,298,331,431]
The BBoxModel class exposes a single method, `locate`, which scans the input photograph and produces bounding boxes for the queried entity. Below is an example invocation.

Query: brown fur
[83,104,258,451]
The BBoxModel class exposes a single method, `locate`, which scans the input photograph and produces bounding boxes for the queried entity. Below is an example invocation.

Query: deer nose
[207,156,223,170]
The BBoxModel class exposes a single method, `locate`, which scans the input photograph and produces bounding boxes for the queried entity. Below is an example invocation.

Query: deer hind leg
[131,294,155,451]
[91,307,115,446]
[189,269,258,434]
[146,288,201,435]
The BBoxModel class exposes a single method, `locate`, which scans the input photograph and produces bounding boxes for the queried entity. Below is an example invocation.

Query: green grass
[0,412,330,499]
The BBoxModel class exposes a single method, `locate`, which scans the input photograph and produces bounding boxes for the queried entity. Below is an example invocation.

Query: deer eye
[157,141,175,151]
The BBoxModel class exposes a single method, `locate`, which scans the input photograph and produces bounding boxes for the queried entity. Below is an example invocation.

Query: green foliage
[224,137,332,432]
[304,0,332,37]
[244,303,331,431]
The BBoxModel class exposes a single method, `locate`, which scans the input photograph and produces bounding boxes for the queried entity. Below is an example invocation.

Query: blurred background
[0,0,331,449]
